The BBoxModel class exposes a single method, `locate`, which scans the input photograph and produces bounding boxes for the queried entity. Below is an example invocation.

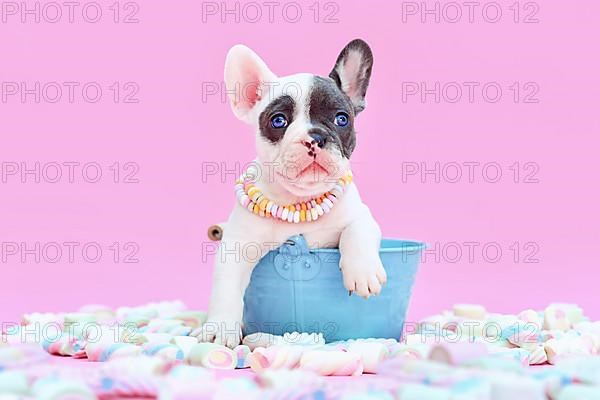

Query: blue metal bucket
[243,235,425,342]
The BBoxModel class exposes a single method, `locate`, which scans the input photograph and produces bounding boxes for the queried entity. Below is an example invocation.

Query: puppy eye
[270,114,288,129]
[334,112,349,127]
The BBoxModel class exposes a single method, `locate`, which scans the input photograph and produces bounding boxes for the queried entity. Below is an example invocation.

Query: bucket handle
[274,235,321,281]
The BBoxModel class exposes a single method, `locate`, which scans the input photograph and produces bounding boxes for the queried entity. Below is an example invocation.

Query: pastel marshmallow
[126,332,173,346]
[169,311,208,328]
[85,341,142,362]
[248,345,305,372]
[42,334,86,358]
[233,344,251,369]
[545,337,591,364]
[63,313,97,337]
[346,342,389,373]
[453,304,487,320]
[544,306,572,332]
[398,384,452,400]
[142,343,184,361]
[550,304,585,325]
[556,385,600,400]
[518,309,543,327]
[299,350,363,376]
[169,336,199,358]
[527,345,548,365]
[187,343,237,369]
[427,342,489,366]
[32,377,96,400]
[0,370,29,394]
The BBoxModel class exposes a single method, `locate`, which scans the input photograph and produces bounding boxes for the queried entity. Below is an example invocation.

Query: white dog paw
[190,317,242,349]
[340,256,387,299]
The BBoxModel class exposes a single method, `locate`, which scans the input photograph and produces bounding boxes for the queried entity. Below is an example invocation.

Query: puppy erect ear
[224,44,277,123]
[329,39,373,114]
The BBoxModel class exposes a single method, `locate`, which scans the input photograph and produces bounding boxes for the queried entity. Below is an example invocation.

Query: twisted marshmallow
[42,334,86,358]
[85,341,142,362]
[545,337,592,364]
[142,343,184,361]
[345,342,389,373]
[140,319,192,336]
[170,311,208,328]
[170,336,198,359]
[299,350,363,376]
[248,345,306,372]
[79,304,116,324]
[95,355,169,397]
[126,332,173,346]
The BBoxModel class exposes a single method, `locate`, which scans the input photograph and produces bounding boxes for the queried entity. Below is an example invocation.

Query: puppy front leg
[191,236,269,348]
[339,209,387,299]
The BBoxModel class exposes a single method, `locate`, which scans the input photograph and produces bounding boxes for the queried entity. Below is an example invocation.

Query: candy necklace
[234,169,353,223]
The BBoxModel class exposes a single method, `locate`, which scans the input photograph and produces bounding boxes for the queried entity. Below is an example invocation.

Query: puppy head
[224,39,373,197]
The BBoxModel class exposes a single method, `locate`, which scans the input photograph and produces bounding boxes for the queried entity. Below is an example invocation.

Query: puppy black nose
[309,132,326,148]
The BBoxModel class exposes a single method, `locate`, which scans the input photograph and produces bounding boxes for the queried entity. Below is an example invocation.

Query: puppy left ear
[329,39,373,114]
[224,44,277,123]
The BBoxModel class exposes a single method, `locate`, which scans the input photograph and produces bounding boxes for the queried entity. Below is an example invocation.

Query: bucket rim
[308,239,427,254]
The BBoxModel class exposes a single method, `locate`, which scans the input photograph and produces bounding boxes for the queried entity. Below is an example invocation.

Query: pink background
[1,1,599,324]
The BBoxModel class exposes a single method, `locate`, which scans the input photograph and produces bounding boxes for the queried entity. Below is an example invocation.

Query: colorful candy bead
[235,169,352,223]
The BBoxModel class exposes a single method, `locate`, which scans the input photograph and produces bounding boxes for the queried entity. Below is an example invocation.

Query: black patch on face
[308,76,356,158]
[258,95,295,144]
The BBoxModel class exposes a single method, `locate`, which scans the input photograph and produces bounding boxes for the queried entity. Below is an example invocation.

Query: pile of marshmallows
[409,303,600,366]
[1,300,599,399]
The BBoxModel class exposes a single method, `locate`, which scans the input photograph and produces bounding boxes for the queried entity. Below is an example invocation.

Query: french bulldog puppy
[192,39,386,348]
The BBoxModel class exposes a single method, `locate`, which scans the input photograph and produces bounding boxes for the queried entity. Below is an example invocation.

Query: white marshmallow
[0,370,28,394]
[544,306,572,332]
[169,336,198,358]
[453,304,487,320]
[545,337,591,364]
[527,345,548,365]
[346,342,389,373]
[556,385,600,400]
